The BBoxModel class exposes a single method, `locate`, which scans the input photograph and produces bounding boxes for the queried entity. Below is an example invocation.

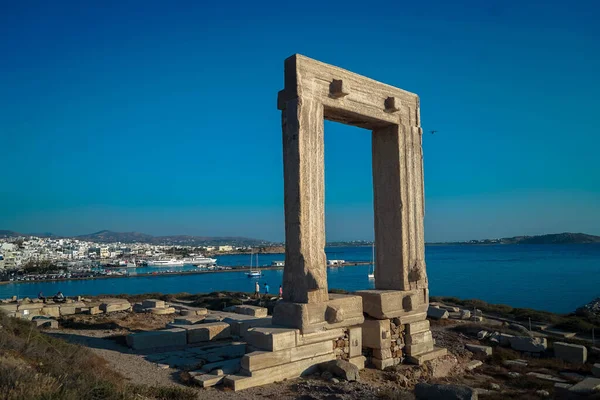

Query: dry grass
[0,312,197,400]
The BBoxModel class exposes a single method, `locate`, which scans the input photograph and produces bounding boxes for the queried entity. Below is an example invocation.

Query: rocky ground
[36,292,599,399]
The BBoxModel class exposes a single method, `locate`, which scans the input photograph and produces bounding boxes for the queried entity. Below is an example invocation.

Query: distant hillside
[75,230,271,246]
[430,232,600,245]
[500,233,600,245]
[0,230,20,238]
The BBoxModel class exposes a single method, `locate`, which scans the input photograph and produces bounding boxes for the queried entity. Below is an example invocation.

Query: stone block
[186,322,231,343]
[509,336,547,353]
[406,340,434,356]
[246,326,298,351]
[349,355,366,370]
[40,306,60,318]
[272,294,364,333]
[348,326,362,357]
[593,363,600,378]
[362,318,391,349]
[100,300,131,313]
[296,328,345,346]
[356,290,427,319]
[194,374,224,388]
[172,316,206,325]
[406,331,433,346]
[126,328,187,350]
[147,307,175,315]
[142,299,165,309]
[460,310,471,319]
[406,347,447,365]
[553,342,587,364]
[466,360,483,371]
[59,305,76,315]
[0,304,18,313]
[223,316,272,337]
[226,353,335,391]
[233,305,268,318]
[406,320,430,335]
[242,340,332,372]
[465,343,492,356]
[427,306,449,320]
[319,359,360,381]
[373,348,393,359]
[34,317,58,329]
[88,306,102,315]
[569,377,600,395]
[372,357,397,370]
[18,303,44,310]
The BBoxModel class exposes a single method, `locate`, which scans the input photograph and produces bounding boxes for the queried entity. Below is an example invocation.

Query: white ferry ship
[184,256,217,266]
[147,258,184,267]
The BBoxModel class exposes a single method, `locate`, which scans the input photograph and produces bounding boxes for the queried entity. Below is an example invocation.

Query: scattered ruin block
[233,305,268,318]
[465,343,492,356]
[193,374,225,388]
[225,353,335,391]
[100,299,131,313]
[59,305,76,316]
[171,316,205,325]
[246,326,298,351]
[362,318,391,349]
[126,328,187,350]
[147,307,176,315]
[553,342,587,364]
[40,306,60,318]
[466,360,483,370]
[427,306,449,320]
[509,336,547,353]
[142,299,165,309]
[569,378,600,395]
[526,372,568,383]
[406,347,448,365]
[186,322,231,343]
[593,363,600,378]
[33,317,58,329]
[87,306,102,315]
[349,355,366,370]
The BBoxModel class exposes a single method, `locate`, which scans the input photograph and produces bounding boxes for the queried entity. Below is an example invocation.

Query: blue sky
[1,0,599,242]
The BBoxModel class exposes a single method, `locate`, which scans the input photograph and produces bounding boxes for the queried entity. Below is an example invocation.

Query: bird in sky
[430,130,437,135]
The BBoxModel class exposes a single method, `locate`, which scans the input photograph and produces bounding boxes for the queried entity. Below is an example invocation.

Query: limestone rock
[427,306,449,320]
[460,310,471,319]
[508,323,531,336]
[414,383,478,400]
[592,363,600,378]
[465,344,492,356]
[568,377,600,394]
[553,342,587,364]
[466,360,482,371]
[319,359,359,382]
[509,336,547,353]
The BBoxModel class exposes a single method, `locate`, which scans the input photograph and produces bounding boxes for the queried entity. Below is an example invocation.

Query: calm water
[1,244,598,314]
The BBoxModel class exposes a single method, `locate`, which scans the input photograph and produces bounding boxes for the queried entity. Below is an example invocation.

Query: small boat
[246,251,261,277]
[368,243,375,279]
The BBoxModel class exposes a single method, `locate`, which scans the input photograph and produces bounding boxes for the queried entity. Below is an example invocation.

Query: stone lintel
[357,289,428,319]
[272,294,364,333]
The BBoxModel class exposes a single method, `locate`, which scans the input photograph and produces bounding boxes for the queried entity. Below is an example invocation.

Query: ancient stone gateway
[273,54,446,365]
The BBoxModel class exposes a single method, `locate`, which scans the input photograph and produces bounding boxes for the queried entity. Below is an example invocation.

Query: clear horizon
[1,1,599,242]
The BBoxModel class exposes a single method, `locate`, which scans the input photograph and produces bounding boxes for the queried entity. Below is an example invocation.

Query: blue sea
[1,244,599,314]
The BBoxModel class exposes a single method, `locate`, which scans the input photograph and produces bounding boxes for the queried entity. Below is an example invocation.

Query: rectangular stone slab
[142,299,165,309]
[553,342,588,364]
[406,347,447,365]
[246,326,298,351]
[242,340,333,372]
[233,305,268,318]
[225,353,335,391]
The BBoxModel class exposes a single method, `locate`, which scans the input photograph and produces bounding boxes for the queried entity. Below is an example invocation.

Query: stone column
[371,124,409,290]
[371,124,427,291]
[281,96,328,304]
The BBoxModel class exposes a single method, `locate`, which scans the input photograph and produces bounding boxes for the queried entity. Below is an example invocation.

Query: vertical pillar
[281,96,328,304]
[371,124,409,290]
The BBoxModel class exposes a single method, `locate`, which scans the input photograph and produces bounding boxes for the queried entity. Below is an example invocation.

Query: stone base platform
[356,289,428,319]
[272,293,364,333]
[406,347,448,365]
